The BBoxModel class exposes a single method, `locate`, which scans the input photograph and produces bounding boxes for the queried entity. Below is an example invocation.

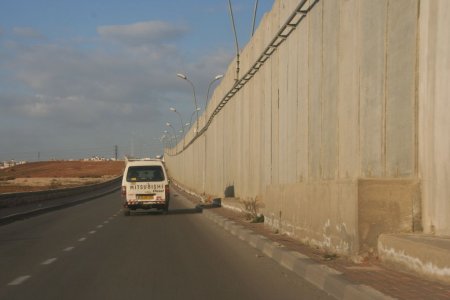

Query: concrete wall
[165,0,450,256]
[419,0,450,236]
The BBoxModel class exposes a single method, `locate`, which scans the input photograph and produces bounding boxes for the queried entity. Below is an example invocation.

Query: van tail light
[121,186,126,197]
[165,184,170,198]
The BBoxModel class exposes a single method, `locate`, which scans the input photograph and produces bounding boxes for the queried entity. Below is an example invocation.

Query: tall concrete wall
[165,0,450,256]
[419,0,450,236]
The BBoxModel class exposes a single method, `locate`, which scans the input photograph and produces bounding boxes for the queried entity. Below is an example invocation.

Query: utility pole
[114,145,118,160]
[228,0,240,84]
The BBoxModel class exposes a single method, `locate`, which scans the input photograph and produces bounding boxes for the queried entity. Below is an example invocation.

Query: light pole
[251,0,259,37]
[162,131,171,148]
[170,107,186,149]
[189,107,201,134]
[205,74,224,112]
[227,0,240,84]
[177,73,199,133]
[166,122,178,152]
[169,106,185,135]
[159,135,169,149]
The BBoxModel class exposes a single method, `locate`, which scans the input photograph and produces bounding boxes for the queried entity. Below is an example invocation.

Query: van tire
[124,209,131,216]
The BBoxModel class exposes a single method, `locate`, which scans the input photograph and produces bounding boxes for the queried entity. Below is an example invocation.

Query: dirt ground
[0,161,124,193]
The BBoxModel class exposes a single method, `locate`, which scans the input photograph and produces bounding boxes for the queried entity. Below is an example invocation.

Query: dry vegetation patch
[0,161,124,193]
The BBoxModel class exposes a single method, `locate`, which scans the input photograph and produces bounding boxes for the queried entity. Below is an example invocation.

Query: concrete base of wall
[262,180,359,257]
[378,233,450,284]
[358,179,421,254]
[221,197,246,214]
[260,178,421,258]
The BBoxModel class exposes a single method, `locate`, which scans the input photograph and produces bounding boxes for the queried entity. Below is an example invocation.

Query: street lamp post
[166,122,178,153]
[169,107,184,135]
[205,74,223,118]
[189,107,201,134]
[177,73,199,133]
[159,134,167,148]
[205,74,224,112]
[251,0,259,37]
[163,130,170,147]
[169,107,185,148]
[227,0,240,84]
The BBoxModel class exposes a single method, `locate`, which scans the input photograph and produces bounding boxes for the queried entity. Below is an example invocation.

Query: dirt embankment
[0,161,125,194]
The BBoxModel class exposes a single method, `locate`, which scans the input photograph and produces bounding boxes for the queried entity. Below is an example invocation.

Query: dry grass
[0,161,124,193]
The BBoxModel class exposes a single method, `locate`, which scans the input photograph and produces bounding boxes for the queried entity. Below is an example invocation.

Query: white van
[121,159,170,215]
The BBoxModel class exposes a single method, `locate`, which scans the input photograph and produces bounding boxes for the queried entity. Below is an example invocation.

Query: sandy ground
[0,161,124,193]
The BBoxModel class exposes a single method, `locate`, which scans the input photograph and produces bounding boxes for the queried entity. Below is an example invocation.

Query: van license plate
[138,195,153,200]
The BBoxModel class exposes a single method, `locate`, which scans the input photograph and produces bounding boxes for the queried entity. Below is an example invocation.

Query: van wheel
[124,209,131,216]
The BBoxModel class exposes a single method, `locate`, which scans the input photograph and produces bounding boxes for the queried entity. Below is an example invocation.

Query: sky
[0,0,274,161]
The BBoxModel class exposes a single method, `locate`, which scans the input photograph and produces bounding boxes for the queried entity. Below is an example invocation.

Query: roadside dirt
[0,161,124,193]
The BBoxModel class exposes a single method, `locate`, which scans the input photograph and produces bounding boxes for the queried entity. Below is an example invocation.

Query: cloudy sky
[0,0,274,161]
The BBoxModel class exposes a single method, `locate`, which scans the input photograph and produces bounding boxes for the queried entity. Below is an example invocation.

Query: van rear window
[126,166,165,182]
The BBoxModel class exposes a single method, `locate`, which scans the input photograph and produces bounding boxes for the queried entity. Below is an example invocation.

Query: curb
[171,182,395,300]
[202,210,395,300]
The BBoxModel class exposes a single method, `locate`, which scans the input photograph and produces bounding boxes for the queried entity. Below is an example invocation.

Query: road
[0,187,333,300]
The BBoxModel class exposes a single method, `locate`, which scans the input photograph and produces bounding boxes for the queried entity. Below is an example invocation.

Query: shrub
[241,196,264,223]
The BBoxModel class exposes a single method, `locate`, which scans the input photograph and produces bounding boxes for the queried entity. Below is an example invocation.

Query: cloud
[12,27,44,39]
[97,21,187,46]
[0,20,234,161]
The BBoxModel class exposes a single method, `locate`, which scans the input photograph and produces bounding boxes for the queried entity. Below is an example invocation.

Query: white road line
[64,247,75,252]
[8,275,31,286]
[104,221,109,224]
[78,237,86,242]
[89,230,96,234]
[41,258,57,265]
[97,225,103,229]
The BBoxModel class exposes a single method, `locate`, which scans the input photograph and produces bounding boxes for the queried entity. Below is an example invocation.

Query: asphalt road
[0,188,334,300]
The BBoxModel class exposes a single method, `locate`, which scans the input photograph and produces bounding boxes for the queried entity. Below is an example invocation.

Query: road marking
[97,225,103,229]
[8,275,31,286]
[78,237,86,242]
[89,230,96,234]
[41,258,57,265]
[104,221,109,224]
[64,247,75,252]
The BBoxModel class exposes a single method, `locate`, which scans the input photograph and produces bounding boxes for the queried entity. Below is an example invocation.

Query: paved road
[0,188,333,300]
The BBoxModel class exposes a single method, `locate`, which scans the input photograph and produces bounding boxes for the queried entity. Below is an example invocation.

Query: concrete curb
[0,177,121,225]
[171,182,395,300]
[202,210,395,300]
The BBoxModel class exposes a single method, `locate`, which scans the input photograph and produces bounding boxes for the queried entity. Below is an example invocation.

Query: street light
[169,107,184,136]
[205,74,224,111]
[166,122,178,151]
[177,73,199,133]
[162,130,172,148]
[251,0,259,37]
[159,134,167,148]
[189,107,201,132]
[227,0,240,84]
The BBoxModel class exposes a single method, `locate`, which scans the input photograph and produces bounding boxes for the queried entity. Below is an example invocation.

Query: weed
[323,252,338,261]
[241,196,264,223]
